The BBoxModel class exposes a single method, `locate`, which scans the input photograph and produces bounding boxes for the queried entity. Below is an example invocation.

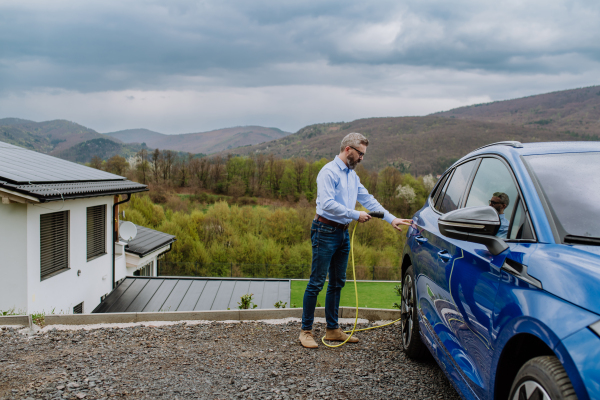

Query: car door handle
[437,250,452,262]
[415,236,428,244]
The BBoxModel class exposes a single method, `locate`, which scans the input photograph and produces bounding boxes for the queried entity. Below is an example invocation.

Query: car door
[440,156,522,398]
[412,159,481,385]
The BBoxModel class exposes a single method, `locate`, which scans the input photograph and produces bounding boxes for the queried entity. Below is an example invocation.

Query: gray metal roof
[121,223,176,257]
[0,141,123,184]
[93,277,291,313]
[0,141,148,201]
[0,180,147,202]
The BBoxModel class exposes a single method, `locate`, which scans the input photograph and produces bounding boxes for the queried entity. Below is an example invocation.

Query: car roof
[464,141,600,161]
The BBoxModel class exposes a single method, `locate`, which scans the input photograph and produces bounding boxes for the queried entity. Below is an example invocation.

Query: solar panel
[0,141,123,183]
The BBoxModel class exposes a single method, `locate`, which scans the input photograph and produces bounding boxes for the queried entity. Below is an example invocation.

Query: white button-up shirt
[315,156,396,225]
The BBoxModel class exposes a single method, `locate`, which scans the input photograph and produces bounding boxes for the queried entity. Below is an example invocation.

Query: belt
[315,214,350,230]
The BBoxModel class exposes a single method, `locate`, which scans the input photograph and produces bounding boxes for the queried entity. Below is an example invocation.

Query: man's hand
[391,218,413,232]
[357,211,372,223]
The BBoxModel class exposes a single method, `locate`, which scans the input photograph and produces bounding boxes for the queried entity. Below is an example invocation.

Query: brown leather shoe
[324,327,359,343]
[299,330,318,348]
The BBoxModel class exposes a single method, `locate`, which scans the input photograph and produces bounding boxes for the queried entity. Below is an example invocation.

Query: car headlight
[589,320,600,338]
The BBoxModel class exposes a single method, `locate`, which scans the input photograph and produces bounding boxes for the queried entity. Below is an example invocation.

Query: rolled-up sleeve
[356,181,397,224]
[318,169,361,221]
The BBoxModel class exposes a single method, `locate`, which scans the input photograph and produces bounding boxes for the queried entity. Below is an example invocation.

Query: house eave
[0,187,40,204]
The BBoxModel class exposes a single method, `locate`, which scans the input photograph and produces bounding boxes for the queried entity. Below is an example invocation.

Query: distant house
[0,141,174,314]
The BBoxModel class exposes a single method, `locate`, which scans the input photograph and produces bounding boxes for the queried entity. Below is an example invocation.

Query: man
[489,192,510,239]
[299,132,413,349]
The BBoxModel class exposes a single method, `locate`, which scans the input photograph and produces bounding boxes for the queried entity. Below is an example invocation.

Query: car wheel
[401,264,428,359]
[509,356,577,400]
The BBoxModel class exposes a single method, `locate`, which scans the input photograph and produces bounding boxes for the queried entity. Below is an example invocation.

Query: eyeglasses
[489,200,503,206]
[348,146,365,158]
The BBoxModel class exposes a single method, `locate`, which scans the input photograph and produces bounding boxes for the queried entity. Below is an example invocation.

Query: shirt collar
[334,155,349,172]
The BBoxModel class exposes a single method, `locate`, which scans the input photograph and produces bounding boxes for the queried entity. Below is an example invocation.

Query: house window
[40,211,69,280]
[87,205,106,261]
[73,302,83,314]
[134,261,154,277]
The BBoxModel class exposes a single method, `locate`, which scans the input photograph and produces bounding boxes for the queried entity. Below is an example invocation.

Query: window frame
[86,204,107,262]
[429,158,480,214]
[462,155,537,243]
[429,154,537,243]
[40,210,70,281]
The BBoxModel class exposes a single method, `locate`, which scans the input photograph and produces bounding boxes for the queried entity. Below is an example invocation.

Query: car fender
[490,287,598,400]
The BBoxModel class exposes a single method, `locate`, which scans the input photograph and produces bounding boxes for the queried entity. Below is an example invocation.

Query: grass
[290,280,401,309]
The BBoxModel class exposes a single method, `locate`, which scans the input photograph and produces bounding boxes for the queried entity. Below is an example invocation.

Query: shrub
[238,294,258,309]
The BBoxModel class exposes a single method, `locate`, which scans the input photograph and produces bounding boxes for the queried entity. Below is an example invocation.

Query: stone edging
[0,308,400,327]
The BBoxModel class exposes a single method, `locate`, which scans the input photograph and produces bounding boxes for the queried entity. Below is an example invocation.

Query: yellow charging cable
[321,222,403,348]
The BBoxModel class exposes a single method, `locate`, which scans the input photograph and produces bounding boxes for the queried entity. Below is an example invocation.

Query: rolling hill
[221,85,600,175]
[103,126,292,154]
[0,118,140,163]
[435,85,600,139]
[221,116,589,175]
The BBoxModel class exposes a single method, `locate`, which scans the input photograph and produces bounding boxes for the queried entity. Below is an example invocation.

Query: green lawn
[290,280,401,309]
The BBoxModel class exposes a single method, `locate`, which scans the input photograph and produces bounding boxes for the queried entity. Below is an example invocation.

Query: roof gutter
[112,194,132,289]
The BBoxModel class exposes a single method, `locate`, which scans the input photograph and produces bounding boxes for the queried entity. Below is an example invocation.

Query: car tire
[509,356,578,400]
[401,264,428,359]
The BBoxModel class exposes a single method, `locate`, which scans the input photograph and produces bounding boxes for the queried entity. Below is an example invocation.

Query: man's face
[346,144,367,170]
[489,196,506,214]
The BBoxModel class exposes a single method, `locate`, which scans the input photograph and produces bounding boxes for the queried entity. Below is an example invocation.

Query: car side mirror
[438,206,508,255]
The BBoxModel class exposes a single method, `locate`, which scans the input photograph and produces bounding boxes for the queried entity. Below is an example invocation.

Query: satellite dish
[120,221,137,242]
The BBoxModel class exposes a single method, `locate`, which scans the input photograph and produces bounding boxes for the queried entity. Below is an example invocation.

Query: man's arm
[357,181,413,231]
[318,168,361,221]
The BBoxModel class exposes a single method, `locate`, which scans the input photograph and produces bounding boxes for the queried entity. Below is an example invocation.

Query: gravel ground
[0,319,461,400]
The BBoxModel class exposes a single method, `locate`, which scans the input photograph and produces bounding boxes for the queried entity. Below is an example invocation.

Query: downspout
[112,194,131,289]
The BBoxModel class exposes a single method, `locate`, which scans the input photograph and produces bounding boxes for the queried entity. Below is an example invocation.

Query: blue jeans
[301,220,350,331]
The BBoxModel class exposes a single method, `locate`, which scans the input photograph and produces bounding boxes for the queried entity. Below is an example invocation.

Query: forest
[94,149,437,280]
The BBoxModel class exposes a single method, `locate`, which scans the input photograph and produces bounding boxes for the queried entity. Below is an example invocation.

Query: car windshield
[525,152,600,242]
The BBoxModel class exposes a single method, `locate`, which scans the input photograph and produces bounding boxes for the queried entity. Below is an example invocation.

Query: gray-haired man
[299,132,412,348]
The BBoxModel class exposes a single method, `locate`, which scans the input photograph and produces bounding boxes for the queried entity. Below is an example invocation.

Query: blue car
[401,141,600,400]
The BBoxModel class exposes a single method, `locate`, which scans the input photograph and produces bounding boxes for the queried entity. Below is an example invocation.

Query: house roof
[121,223,176,257]
[0,141,147,201]
[93,277,291,313]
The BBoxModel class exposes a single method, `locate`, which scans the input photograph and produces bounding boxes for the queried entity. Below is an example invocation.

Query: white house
[0,141,173,315]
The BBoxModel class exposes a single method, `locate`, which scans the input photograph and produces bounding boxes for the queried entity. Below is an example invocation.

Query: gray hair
[340,132,369,152]
[493,192,510,206]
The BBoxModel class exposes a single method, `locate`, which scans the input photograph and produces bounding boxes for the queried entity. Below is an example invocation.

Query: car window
[465,158,519,239]
[525,152,600,241]
[509,198,535,240]
[438,160,477,214]
[432,172,450,205]
[434,171,453,211]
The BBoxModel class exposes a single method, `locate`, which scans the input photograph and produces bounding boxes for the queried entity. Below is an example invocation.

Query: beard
[347,152,361,170]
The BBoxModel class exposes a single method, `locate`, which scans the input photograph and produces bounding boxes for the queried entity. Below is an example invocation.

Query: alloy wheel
[512,380,551,400]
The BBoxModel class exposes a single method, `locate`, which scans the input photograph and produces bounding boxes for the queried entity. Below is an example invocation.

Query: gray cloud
[0,0,599,132]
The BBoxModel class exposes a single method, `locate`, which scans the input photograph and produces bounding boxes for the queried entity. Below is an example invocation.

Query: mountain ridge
[104,125,292,154]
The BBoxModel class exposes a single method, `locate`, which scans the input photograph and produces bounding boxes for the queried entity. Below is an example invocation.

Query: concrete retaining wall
[0,315,31,327]
[3,307,400,326]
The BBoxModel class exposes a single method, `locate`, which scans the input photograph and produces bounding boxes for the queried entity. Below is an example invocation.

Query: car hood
[528,244,600,316]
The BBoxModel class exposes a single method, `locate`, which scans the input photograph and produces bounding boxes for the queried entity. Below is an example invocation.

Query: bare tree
[151,149,162,183]
[292,157,308,194]
[136,148,149,184]
[90,155,103,170]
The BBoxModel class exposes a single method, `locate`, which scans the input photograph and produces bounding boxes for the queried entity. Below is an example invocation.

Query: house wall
[0,202,28,312]
[26,196,115,314]
[125,244,171,276]
[114,242,127,282]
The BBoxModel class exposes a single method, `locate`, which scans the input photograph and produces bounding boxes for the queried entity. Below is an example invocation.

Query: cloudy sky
[1,0,599,134]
